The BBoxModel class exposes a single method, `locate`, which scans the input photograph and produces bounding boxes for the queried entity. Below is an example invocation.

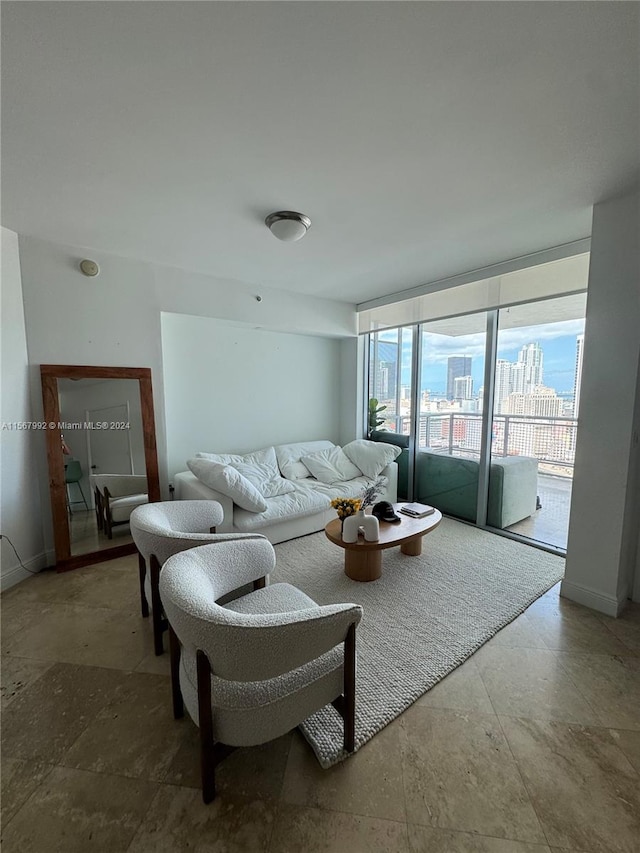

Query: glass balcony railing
[382,411,577,477]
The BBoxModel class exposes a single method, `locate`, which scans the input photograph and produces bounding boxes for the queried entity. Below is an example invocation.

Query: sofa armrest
[487,456,538,529]
[173,472,235,532]
[378,462,398,503]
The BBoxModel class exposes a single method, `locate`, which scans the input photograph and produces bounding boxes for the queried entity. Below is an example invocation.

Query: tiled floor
[506,473,572,551]
[1,553,639,852]
[69,508,134,556]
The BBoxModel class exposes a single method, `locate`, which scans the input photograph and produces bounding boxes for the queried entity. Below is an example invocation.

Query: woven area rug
[272,517,564,768]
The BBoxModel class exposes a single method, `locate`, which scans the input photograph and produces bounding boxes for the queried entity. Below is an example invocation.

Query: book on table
[399,502,436,518]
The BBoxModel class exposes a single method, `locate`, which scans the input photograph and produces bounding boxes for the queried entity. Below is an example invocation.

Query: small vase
[342,509,379,543]
[361,510,380,542]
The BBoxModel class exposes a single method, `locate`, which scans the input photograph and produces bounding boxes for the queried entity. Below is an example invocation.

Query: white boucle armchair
[159,538,363,803]
[130,500,265,655]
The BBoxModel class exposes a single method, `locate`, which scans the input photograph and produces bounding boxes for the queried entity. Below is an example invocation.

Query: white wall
[16,235,357,556]
[162,314,342,475]
[0,229,46,588]
[563,190,640,614]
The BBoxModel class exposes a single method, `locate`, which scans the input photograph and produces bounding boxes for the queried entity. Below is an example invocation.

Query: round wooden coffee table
[324,504,442,582]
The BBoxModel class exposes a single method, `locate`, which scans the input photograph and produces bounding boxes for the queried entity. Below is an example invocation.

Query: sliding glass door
[364,276,588,552]
[488,293,586,548]
[413,313,487,524]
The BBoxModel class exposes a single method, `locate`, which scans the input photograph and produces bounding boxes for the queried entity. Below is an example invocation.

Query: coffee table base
[344,549,382,582]
[343,534,423,582]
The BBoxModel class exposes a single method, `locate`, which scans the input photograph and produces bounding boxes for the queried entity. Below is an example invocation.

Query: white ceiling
[2,2,638,304]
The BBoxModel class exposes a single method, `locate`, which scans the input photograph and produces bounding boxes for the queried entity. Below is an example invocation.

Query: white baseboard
[560,579,624,617]
[1,551,48,592]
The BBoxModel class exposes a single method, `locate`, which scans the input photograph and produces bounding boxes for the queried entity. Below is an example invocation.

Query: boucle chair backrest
[93,474,148,498]
[130,500,227,564]
[160,541,363,682]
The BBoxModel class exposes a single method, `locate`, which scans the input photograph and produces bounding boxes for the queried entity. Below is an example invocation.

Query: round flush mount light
[265,211,311,242]
[79,259,100,277]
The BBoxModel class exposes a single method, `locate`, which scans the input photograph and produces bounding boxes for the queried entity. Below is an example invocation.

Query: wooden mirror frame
[40,364,161,572]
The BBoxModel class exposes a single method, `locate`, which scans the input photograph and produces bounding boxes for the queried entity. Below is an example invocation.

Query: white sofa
[174,439,399,544]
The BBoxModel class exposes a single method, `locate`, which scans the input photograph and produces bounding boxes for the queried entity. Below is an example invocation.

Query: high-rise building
[573,334,584,416]
[494,360,512,413]
[447,356,472,400]
[517,343,544,393]
[373,340,398,402]
[453,375,473,401]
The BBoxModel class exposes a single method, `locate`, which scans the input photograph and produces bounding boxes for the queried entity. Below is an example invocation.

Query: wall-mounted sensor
[80,259,100,277]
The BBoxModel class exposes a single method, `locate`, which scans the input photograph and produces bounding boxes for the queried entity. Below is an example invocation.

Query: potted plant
[368,398,387,437]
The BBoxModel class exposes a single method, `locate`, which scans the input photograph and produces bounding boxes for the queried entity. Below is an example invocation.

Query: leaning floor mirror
[40,365,161,571]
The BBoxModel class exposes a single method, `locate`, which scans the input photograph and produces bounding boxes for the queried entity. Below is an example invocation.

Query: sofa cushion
[275,440,335,480]
[301,446,362,485]
[233,486,330,531]
[227,447,295,498]
[342,439,402,479]
[187,458,267,513]
[297,475,374,501]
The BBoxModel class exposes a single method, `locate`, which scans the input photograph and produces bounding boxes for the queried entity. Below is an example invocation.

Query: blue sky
[389,319,585,396]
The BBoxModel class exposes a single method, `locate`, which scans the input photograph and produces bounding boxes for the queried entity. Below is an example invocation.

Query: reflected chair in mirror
[131,500,236,655]
[64,460,89,513]
[159,537,363,803]
[93,474,148,539]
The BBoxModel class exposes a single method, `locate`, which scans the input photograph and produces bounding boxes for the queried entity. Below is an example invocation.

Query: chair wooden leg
[150,554,164,655]
[197,650,216,804]
[138,552,149,618]
[169,624,184,720]
[344,623,356,753]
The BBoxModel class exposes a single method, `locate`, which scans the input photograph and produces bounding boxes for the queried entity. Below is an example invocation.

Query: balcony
[382,411,576,551]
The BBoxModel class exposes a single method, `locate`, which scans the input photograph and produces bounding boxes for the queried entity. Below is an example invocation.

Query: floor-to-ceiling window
[361,250,590,553]
[489,293,586,549]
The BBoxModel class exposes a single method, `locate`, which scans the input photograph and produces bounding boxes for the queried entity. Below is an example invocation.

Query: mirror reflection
[57,378,149,556]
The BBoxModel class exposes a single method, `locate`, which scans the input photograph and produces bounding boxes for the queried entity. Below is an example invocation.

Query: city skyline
[375,319,585,398]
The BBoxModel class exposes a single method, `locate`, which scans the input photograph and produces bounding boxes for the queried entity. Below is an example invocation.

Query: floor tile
[133,650,171,676]
[281,725,406,823]
[416,657,494,713]
[500,715,640,852]
[596,612,640,654]
[474,646,600,724]
[526,612,634,656]
[0,654,53,710]
[1,757,55,827]
[1,662,130,762]
[556,652,640,730]
[162,717,292,799]
[399,706,544,842]
[126,784,276,853]
[60,671,184,781]
[2,601,154,670]
[483,613,549,650]
[407,824,552,851]
[608,729,640,772]
[269,803,409,853]
[0,766,158,853]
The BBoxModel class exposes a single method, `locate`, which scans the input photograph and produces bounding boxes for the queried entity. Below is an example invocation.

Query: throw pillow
[187,458,267,513]
[301,446,362,485]
[342,439,402,479]
[228,447,295,498]
[275,440,336,480]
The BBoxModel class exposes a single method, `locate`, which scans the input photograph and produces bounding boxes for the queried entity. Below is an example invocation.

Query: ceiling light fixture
[265,211,311,242]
